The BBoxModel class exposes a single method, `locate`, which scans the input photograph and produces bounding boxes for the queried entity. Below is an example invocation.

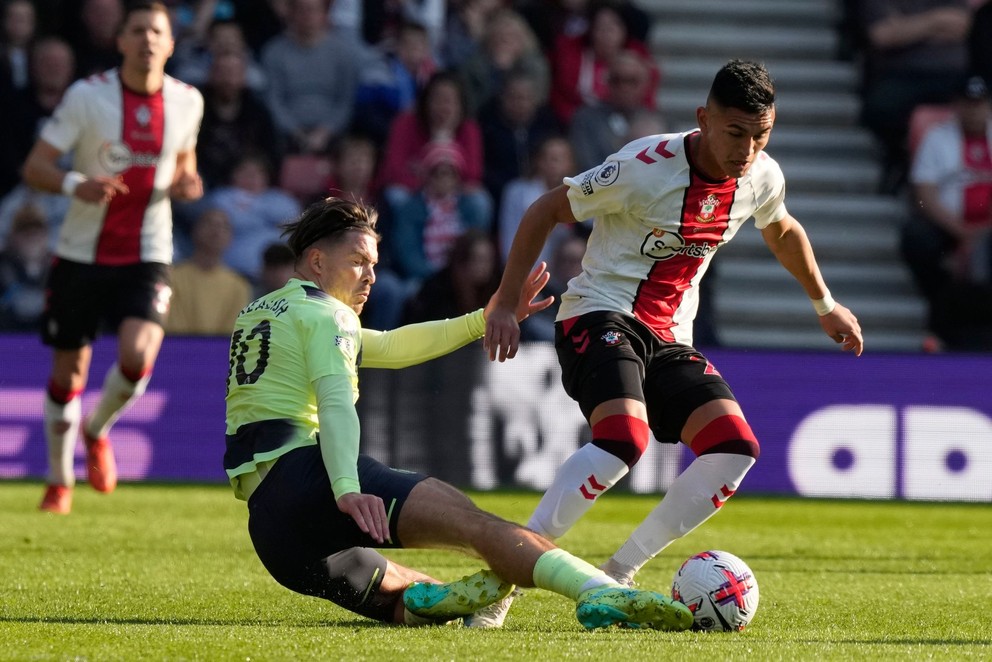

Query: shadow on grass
[833,639,991,647]
[0,615,394,629]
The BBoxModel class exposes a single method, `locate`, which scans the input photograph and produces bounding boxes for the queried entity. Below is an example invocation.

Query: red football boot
[83,427,117,493]
[39,484,73,514]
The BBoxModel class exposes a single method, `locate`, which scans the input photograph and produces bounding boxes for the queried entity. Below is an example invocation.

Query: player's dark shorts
[555,310,736,443]
[41,258,171,350]
[247,445,427,611]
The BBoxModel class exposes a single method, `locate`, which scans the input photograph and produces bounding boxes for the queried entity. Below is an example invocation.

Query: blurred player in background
[476,59,864,627]
[23,0,203,514]
[224,197,692,630]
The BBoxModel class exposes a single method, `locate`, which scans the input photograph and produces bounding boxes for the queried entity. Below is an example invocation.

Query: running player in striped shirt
[23,0,204,514]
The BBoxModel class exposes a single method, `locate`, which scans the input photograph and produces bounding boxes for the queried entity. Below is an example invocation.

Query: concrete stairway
[639,0,928,351]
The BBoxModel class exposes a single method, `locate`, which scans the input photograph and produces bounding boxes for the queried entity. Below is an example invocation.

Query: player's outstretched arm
[761,214,864,356]
[486,185,575,362]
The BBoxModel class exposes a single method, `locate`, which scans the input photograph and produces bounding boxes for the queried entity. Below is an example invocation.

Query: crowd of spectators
[11,0,986,352]
[2,0,661,336]
[842,0,992,349]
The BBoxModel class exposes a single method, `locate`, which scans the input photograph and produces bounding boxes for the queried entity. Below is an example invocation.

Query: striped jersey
[40,69,204,266]
[559,130,788,345]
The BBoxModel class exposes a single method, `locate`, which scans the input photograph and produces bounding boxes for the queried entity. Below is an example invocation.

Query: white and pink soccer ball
[671,550,760,631]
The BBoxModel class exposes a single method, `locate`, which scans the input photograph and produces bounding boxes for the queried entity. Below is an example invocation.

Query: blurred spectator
[353,20,436,147]
[498,135,580,265]
[0,182,68,249]
[169,0,237,45]
[327,132,380,205]
[261,0,362,154]
[519,230,587,341]
[401,228,499,323]
[440,0,501,68]
[969,0,992,85]
[255,240,295,296]
[202,153,301,278]
[902,74,992,350]
[1,0,37,93]
[856,0,972,194]
[378,70,488,216]
[457,7,549,115]
[345,0,446,53]
[569,49,661,171]
[197,50,281,189]
[166,208,253,335]
[390,140,492,281]
[548,0,659,126]
[228,0,285,56]
[171,19,267,92]
[479,69,562,214]
[623,106,666,143]
[70,0,123,78]
[0,36,75,198]
[0,203,50,331]
[513,0,590,53]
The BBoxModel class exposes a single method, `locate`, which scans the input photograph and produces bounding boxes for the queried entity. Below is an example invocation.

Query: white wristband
[811,292,836,316]
[61,171,86,197]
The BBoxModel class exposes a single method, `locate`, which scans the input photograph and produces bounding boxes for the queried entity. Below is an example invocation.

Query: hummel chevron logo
[571,329,590,353]
[710,484,735,509]
[579,474,607,500]
[635,140,675,164]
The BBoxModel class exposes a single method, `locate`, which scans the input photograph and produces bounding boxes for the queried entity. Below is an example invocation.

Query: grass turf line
[0,483,990,661]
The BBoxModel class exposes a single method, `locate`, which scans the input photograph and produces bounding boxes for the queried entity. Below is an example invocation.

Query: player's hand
[336,492,388,543]
[170,171,203,201]
[514,261,554,322]
[818,302,863,356]
[76,176,129,204]
[483,298,519,363]
[484,263,555,362]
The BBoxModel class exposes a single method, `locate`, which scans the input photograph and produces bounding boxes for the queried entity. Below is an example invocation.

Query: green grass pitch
[1,482,990,661]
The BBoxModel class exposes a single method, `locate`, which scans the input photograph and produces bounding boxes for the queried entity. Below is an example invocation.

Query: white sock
[528,444,629,540]
[85,363,149,439]
[44,394,81,486]
[609,453,756,576]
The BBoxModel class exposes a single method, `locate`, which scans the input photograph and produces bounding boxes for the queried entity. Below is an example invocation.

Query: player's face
[118,9,174,73]
[319,231,378,314]
[697,102,775,179]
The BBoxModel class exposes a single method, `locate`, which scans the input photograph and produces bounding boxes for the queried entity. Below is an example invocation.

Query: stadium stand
[642,0,929,351]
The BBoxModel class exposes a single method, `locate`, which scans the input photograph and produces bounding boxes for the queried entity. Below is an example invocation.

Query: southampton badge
[601,330,623,346]
[135,104,152,127]
[696,194,720,223]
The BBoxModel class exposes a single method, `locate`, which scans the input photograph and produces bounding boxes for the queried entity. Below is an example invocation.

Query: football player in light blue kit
[223,197,693,630]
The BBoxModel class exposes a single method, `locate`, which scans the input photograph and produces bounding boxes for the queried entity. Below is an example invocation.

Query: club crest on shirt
[334,308,359,335]
[135,104,152,127]
[696,194,720,223]
[601,330,623,346]
[594,160,620,187]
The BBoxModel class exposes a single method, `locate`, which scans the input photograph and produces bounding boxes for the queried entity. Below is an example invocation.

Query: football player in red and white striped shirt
[23,0,203,514]
[472,60,863,628]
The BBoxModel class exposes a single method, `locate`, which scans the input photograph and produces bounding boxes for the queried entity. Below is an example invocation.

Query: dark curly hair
[281,197,380,260]
[708,59,775,115]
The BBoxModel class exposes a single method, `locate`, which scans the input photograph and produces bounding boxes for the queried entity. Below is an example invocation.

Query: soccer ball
[671,550,759,631]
